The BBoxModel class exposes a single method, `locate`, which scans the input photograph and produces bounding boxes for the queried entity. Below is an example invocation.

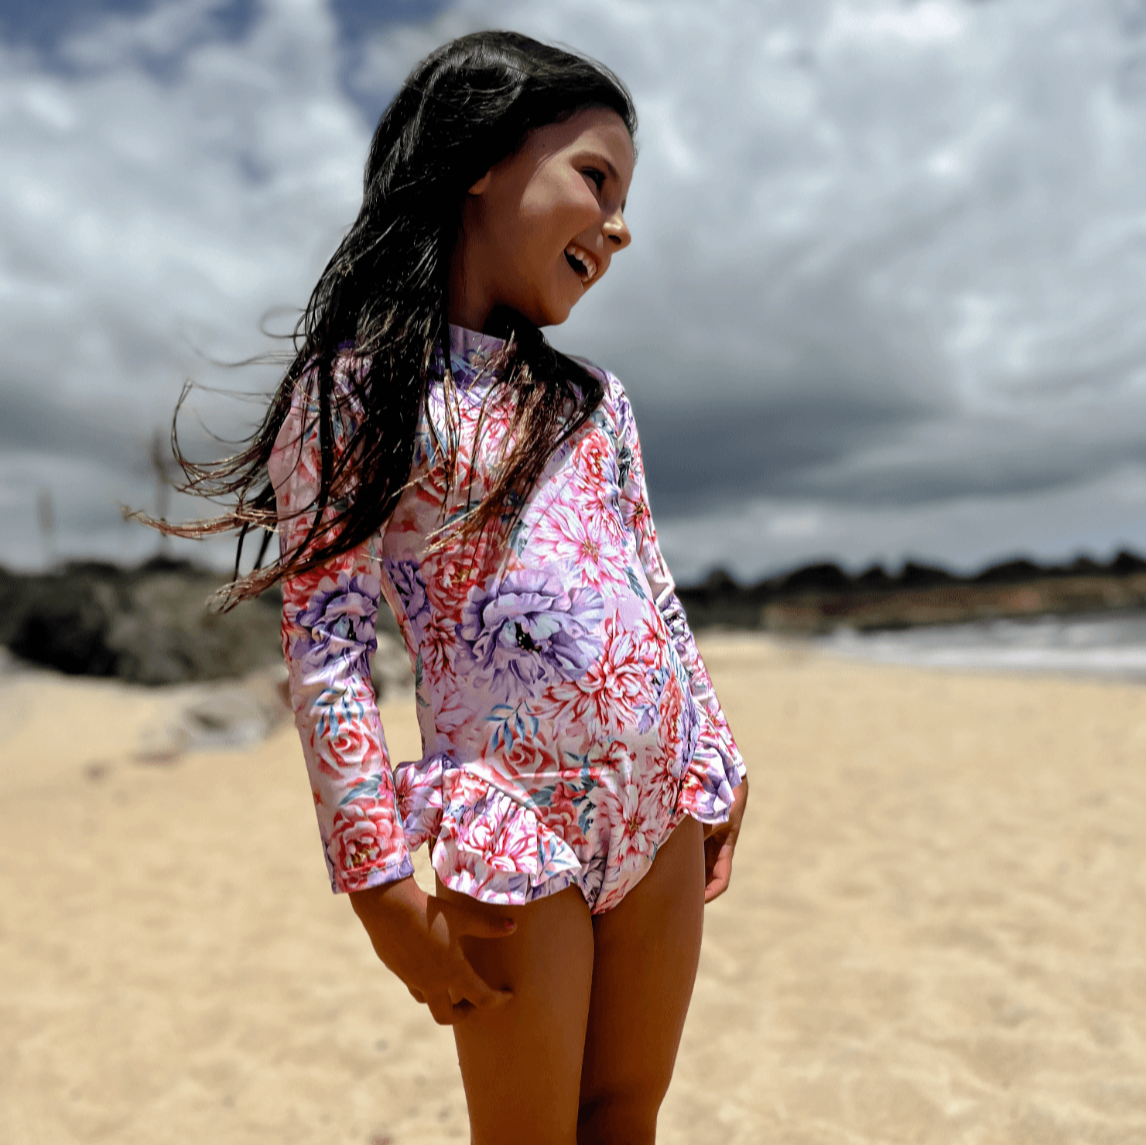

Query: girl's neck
[448,232,494,332]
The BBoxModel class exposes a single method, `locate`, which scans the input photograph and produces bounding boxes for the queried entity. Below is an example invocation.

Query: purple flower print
[687,765,736,821]
[384,558,431,630]
[456,568,603,703]
[679,692,700,767]
[292,572,379,681]
[635,666,669,735]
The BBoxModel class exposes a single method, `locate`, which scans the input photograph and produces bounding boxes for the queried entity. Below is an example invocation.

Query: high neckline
[448,323,507,385]
[449,324,506,359]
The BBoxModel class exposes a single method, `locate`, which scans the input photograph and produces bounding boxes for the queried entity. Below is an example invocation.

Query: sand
[2,635,1145,1144]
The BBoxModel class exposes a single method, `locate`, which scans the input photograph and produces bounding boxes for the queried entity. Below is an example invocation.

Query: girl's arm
[613,378,748,899]
[271,366,518,1015]
[614,380,745,793]
[271,371,412,895]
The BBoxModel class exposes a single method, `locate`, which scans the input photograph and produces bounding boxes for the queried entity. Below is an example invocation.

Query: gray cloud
[3,0,1146,578]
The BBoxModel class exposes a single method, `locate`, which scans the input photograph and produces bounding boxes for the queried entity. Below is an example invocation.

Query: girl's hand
[349,875,516,1025]
[703,774,748,903]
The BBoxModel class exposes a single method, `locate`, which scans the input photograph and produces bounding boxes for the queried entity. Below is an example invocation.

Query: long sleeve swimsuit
[271,325,745,914]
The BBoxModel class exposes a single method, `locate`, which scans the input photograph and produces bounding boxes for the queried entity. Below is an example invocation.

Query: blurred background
[4,0,1146,681]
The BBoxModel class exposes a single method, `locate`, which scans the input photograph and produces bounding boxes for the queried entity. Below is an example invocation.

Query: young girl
[182,30,746,1145]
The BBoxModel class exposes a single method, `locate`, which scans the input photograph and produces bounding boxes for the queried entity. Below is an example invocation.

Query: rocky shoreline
[0,557,285,686]
[0,556,420,695]
[4,552,1146,685]
[676,551,1146,634]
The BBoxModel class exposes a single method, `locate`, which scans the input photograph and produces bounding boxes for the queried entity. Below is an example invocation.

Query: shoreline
[6,554,1146,686]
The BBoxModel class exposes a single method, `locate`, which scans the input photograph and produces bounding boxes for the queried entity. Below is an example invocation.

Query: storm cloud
[3,0,1146,579]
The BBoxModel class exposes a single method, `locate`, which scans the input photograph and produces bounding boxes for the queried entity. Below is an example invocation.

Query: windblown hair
[158,30,636,605]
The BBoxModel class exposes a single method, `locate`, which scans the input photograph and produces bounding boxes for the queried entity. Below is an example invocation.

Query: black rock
[855,564,895,590]
[779,562,851,594]
[973,558,1046,585]
[1,559,283,685]
[8,579,120,677]
[1109,550,1146,577]
[686,568,745,602]
[897,561,955,588]
[1063,556,1105,577]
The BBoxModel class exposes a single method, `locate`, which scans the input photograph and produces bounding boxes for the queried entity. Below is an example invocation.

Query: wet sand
[2,635,1145,1143]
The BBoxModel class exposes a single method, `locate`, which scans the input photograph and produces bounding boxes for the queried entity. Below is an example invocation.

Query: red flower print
[445,785,542,876]
[502,731,564,783]
[626,494,653,541]
[542,781,588,848]
[314,712,383,778]
[418,613,456,685]
[572,429,614,487]
[541,616,653,736]
[532,503,628,593]
[657,673,685,754]
[283,565,334,610]
[586,771,650,876]
[327,799,401,892]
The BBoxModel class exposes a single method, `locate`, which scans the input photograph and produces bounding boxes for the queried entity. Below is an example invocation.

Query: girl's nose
[603,208,631,249]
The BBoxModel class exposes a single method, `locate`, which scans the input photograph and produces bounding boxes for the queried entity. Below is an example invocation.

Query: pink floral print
[271,326,744,913]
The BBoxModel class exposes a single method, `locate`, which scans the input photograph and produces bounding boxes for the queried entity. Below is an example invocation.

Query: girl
[179,30,746,1145]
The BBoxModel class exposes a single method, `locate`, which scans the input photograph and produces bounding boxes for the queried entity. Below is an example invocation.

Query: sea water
[818,612,1146,682]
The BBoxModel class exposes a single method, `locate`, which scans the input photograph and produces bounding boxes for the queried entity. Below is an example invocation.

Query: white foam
[818,613,1146,681]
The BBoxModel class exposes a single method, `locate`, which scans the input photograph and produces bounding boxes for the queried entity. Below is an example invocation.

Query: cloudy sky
[3,0,1146,583]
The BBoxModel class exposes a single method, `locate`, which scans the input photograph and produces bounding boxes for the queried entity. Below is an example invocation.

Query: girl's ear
[467,171,492,196]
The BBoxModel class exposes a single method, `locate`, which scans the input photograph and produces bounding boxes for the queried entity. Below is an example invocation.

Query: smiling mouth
[564,244,598,283]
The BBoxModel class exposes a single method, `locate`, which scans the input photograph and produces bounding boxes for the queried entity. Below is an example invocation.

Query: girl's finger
[426,994,458,1026]
[704,844,734,902]
[704,868,730,902]
[456,963,514,1011]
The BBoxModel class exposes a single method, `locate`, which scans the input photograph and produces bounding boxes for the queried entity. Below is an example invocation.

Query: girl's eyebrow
[598,156,620,182]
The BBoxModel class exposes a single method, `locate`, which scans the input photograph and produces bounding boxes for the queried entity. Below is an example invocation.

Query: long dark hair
[158,30,636,604]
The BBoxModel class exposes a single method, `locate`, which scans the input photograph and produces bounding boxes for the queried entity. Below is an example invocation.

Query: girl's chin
[501,283,581,328]
[527,301,576,328]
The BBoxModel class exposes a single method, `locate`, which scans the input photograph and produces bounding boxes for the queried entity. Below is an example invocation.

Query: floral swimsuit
[271,326,744,914]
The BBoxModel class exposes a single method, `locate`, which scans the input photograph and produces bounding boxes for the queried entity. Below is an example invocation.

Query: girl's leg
[434,879,595,1145]
[577,816,706,1145]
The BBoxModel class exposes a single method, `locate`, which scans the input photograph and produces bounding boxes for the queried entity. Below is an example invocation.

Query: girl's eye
[583,168,606,192]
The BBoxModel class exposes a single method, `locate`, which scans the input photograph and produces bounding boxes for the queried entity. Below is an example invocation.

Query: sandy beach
[2,634,1145,1144]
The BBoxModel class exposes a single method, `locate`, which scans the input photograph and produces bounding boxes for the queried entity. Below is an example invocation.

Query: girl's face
[450,106,634,330]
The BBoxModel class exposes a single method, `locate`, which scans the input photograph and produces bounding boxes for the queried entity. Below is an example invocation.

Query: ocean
[816,611,1146,683]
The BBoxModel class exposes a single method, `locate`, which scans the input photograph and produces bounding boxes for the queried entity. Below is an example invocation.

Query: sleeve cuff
[328,849,415,895]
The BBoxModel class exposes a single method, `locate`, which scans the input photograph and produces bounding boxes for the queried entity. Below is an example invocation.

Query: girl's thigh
[577,816,706,1144]
[434,878,595,1145]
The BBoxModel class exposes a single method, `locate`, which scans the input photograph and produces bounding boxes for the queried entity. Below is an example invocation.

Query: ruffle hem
[393,732,743,914]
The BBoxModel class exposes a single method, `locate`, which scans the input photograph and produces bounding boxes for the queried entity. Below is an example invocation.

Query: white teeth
[565,244,598,282]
